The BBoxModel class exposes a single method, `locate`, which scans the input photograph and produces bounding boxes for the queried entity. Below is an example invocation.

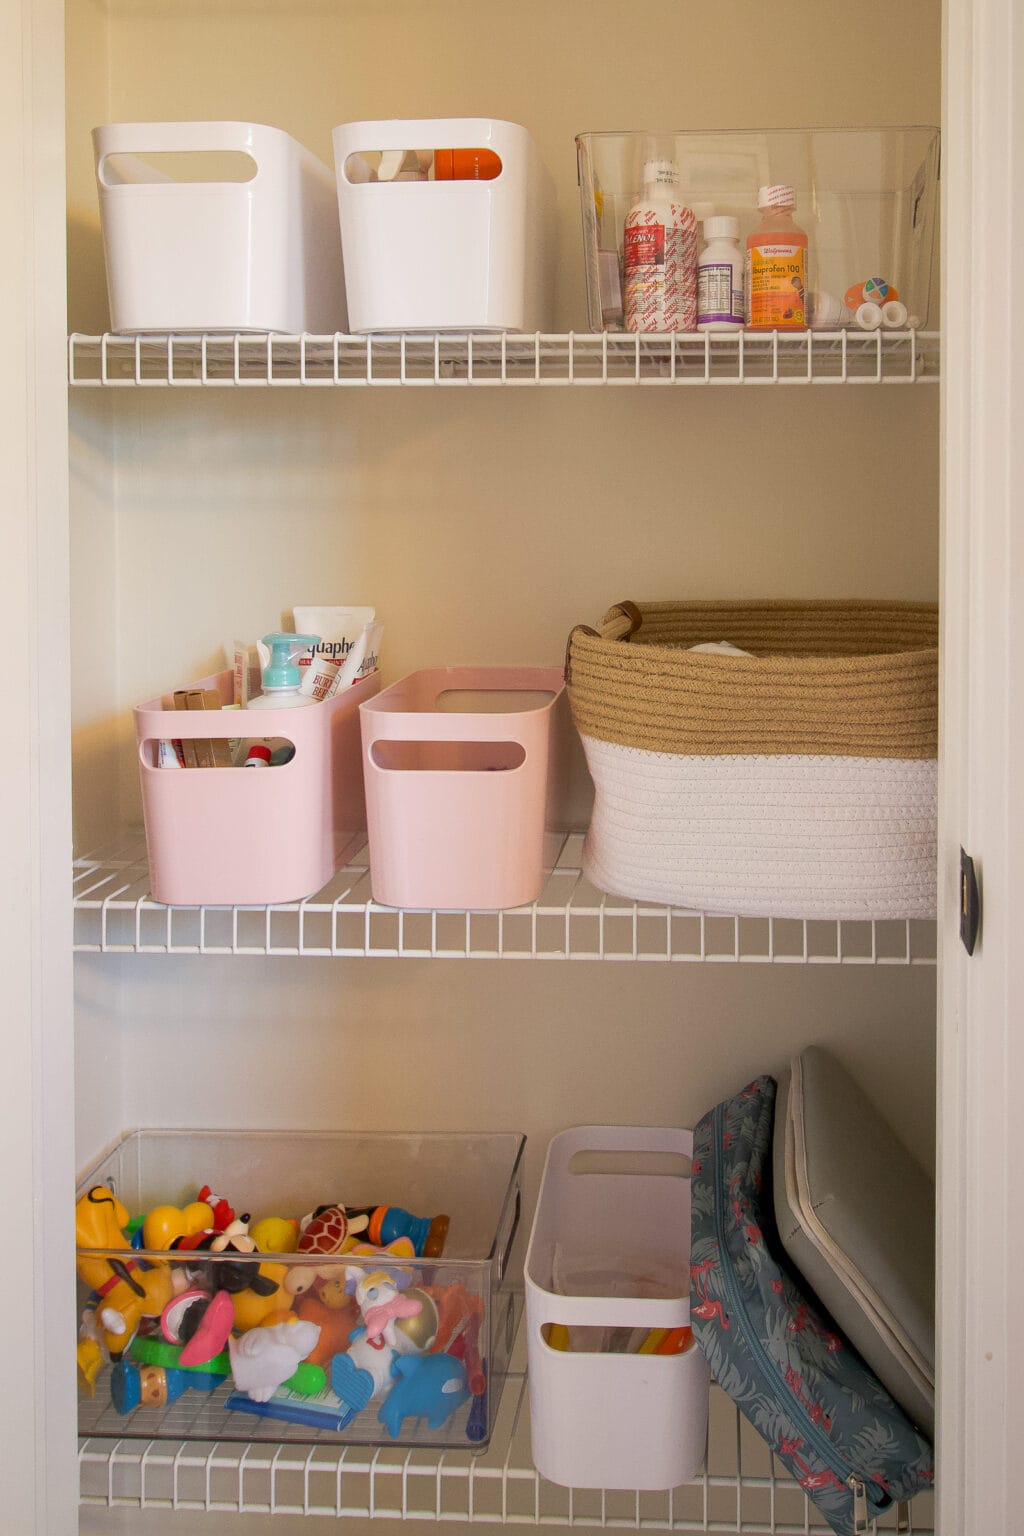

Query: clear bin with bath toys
[75,1129,524,1449]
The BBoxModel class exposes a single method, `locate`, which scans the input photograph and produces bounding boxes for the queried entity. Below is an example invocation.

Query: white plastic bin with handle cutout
[94,121,348,333]
[332,118,553,332]
[525,1125,710,1491]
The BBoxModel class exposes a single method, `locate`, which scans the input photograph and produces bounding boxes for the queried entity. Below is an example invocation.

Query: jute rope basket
[565,599,938,919]
[567,599,938,760]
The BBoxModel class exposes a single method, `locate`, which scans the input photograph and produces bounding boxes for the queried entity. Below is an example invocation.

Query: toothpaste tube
[327,619,384,695]
[293,605,375,699]
[158,739,185,768]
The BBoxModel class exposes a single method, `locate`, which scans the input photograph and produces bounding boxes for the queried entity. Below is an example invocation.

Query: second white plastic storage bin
[525,1125,710,1491]
[94,121,348,333]
[332,118,554,332]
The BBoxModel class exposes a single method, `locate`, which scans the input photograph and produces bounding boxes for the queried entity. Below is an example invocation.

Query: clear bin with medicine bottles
[333,118,555,332]
[576,127,939,332]
[76,1128,524,1449]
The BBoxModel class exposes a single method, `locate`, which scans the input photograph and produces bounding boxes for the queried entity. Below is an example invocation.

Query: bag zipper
[848,1473,869,1533]
[711,1103,877,1531]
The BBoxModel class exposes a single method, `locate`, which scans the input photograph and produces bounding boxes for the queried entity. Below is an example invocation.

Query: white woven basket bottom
[579,738,937,920]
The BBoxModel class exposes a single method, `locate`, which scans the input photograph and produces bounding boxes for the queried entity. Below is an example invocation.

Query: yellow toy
[141,1200,214,1250]
[231,1260,295,1332]
[75,1185,174,1360]
[248,1216,300,1254]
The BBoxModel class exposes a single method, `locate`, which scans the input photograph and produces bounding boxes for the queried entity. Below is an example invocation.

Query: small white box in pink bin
[332,118,554,333]
[359,667,565,910]
[134,669,380,906]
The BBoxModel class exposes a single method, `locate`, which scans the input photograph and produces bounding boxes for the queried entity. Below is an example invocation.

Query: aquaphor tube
[293,605,375,699]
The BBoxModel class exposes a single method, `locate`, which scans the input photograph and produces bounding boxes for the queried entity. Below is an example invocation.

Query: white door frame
[938,0,1024,1532]
[0,0,77,1530]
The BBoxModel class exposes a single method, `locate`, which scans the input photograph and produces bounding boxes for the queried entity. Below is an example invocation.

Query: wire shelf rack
[72,835,937,964]
[79,1366,934,1532]
[68,330,940,388]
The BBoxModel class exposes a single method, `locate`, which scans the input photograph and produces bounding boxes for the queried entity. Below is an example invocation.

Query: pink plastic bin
[134,669,380,906]
[359,667,565,910]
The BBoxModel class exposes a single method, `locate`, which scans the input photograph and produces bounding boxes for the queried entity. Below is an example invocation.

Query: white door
[937,0,1024,1531]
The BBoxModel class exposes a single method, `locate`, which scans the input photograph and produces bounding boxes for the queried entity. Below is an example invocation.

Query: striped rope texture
[566,599,938,759]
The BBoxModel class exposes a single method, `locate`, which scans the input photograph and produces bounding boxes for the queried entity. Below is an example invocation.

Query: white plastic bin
[525,1125,710,1492]
[332,118,554,332]
[94,121,348,333]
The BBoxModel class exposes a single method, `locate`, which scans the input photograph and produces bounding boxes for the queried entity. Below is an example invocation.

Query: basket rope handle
[564,601,642,682]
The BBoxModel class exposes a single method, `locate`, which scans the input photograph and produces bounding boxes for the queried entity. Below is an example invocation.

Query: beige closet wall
[68,0,941,1188]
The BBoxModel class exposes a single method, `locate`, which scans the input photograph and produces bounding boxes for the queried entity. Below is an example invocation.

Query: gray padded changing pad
[773,1045,935,1436]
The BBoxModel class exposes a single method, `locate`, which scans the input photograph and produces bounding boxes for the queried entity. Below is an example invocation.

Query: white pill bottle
[696,215,745,331]
[623,159,698,332]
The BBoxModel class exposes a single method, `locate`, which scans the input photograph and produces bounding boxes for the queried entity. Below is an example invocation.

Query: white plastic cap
[758,183,796,210]
[703,215,740,240]
[880,299,909,328]
[642,158,680,188]
[854,301,884,331]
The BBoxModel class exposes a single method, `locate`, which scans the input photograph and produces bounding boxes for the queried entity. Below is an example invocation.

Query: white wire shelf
[79,1366,934,1533]
[72,834,937,964]
[68,329,940,388]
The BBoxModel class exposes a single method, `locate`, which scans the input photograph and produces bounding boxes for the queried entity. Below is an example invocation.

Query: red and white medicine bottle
[623,159,698,332]
[745,183,808,330]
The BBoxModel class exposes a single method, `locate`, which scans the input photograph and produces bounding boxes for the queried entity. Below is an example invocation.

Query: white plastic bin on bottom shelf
[524,1125,710,1492]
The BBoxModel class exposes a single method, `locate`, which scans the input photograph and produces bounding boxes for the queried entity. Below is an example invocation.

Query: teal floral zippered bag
[690,1075,934,1536]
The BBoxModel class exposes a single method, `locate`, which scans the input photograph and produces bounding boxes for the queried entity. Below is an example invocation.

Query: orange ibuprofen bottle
[745,183,808,330]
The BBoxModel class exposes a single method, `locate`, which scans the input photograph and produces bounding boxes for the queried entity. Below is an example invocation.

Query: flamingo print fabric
[689,1075,934,1536]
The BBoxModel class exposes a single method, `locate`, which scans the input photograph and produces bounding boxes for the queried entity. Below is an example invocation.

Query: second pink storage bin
[135,669,380,906]
[359,667,565,910]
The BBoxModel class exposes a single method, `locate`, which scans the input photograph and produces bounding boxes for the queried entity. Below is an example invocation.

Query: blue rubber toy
[331,1350,377,1414]
[111,1358,225,1414]
[377,1354,470,1440]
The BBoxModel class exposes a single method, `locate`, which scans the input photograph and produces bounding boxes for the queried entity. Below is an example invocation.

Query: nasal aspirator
[247,632,320,710]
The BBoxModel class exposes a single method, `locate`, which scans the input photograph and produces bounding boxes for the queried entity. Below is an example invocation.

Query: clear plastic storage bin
[525,1126,710,1491]
[332,118,554,332]
[133,669,379,906]
[76,1129,524,1449]
[359,667,566,910]
[576,127,939,332]
[94,121,348,333]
